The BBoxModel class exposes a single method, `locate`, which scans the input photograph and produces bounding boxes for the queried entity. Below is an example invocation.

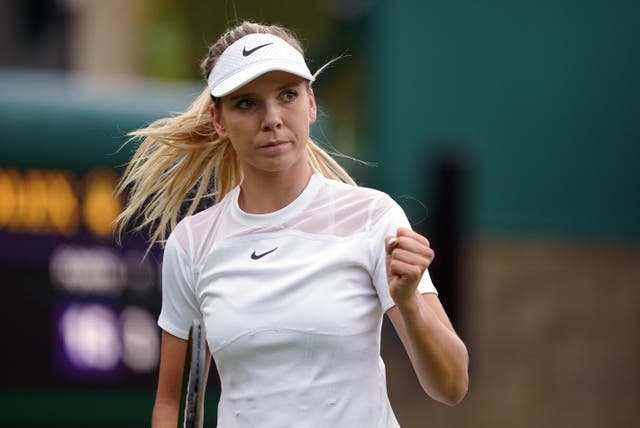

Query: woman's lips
[260,140,289,149]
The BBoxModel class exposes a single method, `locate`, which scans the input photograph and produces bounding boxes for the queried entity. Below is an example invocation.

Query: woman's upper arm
[152,330,189,427]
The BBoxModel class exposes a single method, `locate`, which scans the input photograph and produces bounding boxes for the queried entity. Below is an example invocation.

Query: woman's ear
[210,104,229,139]
[307,87,317,124]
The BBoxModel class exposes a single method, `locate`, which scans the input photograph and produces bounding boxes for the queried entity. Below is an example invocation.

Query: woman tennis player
[117,21,468,427]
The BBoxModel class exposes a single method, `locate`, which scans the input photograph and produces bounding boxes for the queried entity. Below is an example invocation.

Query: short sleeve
[371,200,438,312]
[157,231,201,339]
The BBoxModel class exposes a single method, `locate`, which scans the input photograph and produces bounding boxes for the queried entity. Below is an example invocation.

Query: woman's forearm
[390,292,469,405]
[151,399,180,428]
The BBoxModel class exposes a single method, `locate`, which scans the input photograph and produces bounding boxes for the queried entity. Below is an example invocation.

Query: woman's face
[212,71,317,178]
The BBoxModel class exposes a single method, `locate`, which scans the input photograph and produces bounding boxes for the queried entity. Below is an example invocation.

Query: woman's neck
[237,164,314,214]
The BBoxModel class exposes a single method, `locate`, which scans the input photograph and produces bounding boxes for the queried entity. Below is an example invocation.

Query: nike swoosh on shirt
[242,43,273,56]
[251,247,278,259]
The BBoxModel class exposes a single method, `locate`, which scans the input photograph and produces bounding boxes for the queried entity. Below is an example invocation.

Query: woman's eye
[281,90,297,102]
[235,99,255,110]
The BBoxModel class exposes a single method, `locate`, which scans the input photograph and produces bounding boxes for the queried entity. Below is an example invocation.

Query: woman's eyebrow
[227,92,253,102]
[277,81,300,90]
[227,81,302,102]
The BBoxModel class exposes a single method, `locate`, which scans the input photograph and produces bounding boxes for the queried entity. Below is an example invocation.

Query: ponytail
[114,88,242,248]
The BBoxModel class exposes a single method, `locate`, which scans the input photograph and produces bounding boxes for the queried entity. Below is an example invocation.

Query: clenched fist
[385,228,435,305]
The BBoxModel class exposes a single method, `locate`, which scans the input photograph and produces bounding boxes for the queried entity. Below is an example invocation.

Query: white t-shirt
[159,174,437,428]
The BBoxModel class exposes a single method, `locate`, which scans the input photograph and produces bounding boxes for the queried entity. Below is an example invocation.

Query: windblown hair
[115,21,356,250]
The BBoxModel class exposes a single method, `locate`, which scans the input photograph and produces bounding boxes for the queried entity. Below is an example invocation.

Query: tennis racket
[177,319,207,428]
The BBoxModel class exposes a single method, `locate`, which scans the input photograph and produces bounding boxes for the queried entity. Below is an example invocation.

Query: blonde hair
[115,21,355,250]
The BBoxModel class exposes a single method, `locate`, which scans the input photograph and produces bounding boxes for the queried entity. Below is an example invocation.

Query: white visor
[207,33,315,98]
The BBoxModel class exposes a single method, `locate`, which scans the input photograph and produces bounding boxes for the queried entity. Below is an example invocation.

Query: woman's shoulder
[175,201,223,231]
[314,174,401,228]
[166,196,230,257]
[318,174,397,207]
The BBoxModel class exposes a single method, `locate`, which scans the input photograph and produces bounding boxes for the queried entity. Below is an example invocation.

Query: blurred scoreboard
[0,166,162,388]
[0,70,203,396]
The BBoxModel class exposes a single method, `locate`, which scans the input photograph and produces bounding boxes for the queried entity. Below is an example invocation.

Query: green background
[369,0,639,241]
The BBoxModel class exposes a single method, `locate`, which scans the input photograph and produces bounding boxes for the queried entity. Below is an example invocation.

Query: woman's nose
[261,103,283,131]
